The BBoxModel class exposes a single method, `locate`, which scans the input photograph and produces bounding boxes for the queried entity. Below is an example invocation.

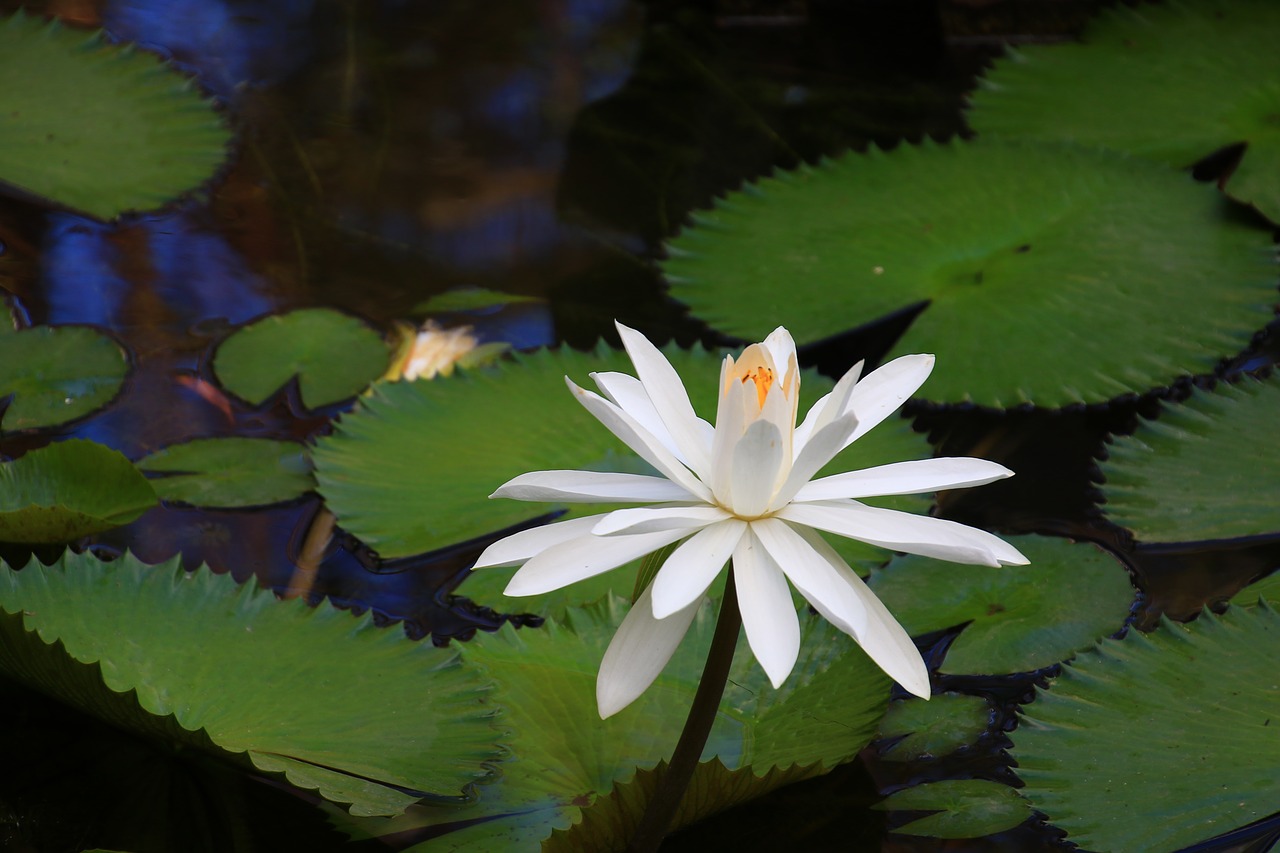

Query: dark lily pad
[875,779,1032,839]
[313,343,930,560]
[213,308,390,410]
[967,0,1280,223]
[1012,604,1280,852]
[136,437,314,508]
[0,551,502,816]
[0,324,128,431]
[868,535,1134,674]
[663,138,1275,408]
[0,11,230,219]
[1101,376,1280,544]
[414,287,544,314]
[0,439,156,542]
[1231,571,1280,607]
[330,598,891,851]
[876,693,993,762]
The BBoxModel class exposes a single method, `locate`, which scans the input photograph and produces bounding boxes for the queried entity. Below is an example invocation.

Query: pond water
[2,1,1279,851]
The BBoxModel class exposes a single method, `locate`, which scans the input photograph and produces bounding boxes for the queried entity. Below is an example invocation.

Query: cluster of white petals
[474,322,1027,718]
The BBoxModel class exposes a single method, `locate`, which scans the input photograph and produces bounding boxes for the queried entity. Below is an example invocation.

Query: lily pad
[875,779,1032,839]
[1101,376,1280,544]
[868,535,1134,674]
[415,287,544,314]
[876,693,993,762]
[967,0,1280,223]
[662,138,1275,407]
[313,343,930,559]
[1012,604,1280,853]
[0,551,501,816]
[213,308,390,410]
[333,597,891,851]
[0,439,156,542]
[0,324,129,431]
[0,11,230,219]
[136,437,314,508]
[1231,570,1280,607]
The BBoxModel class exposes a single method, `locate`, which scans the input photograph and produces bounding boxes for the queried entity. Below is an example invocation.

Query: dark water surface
[6,1,1271,851]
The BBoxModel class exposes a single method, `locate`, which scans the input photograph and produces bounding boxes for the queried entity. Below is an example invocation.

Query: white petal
[615,322,714,478]
[840,354,934,448]
[751,518,866,636]
[794,457,1015,502]
[729,419,786,517]
[503,527,690,596]
[778,500,1029,567]
[760,326,798,371]
[651,519,747,618]
[710,370,751,502]
[592,504,729,536]
[591,371,684,462]
[789,525,930,698]
[472,514,605,568]
[566,377,712,502]
[493,470,700,503]
[733,527,800,688]
[597,583,702,718]
[769,412,859,511]
[793,359,863,453]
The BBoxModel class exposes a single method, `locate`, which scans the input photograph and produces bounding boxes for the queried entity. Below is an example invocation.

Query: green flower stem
[627,570,742,852]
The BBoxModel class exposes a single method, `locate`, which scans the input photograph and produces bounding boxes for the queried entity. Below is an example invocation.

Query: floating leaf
[314,344,929,559]
[875,779,1032,839]
[0,324,128,431]
[335,597,890,851]
[0,11,230,219]
[1012,604,1280,852]
[0,439,156,542]
[0,552,501,816]
[877,693,993,762]
[663,139,1275,407]
[869,536,1134,674]
[136,437,314,508]
[967,0,1280,222]
[415,287,544,314]
[1101,376,1280,544]
[1231,572,1280,607]
[213,309,390,410]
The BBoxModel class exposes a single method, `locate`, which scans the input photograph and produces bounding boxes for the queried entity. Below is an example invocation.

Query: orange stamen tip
[741,366,775,408]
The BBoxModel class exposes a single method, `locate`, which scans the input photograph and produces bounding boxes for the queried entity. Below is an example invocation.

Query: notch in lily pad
[0,324,129,432]
[0,11,231,220]
[135,437,315,509]
[213,308,391,411]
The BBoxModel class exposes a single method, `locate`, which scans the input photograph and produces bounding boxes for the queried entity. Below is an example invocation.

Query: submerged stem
[626,570,742,852]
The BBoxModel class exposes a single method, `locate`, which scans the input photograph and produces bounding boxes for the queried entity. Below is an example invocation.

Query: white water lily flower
[473,322,1027,718]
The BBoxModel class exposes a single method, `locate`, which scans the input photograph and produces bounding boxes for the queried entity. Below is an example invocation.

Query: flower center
[741,366,774,409]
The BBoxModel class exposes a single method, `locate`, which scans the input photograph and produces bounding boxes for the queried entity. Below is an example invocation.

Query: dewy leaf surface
[0,439,156,542]
[876,693,993,762]
[967,0,1280,223]
[213,308,390,410]
[336,596,890,852]
[1012,604,1280,853]
[0,552,502,816]
[869,535,1134,674]
[0,324,128,431]
[136,437,315,508]
[313,343,929,559]
[1101,375,1280,544]
[663,138,1275,407]
[0,11,230,219]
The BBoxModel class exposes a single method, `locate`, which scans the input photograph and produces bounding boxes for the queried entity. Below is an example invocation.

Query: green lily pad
[1012,604,1280,853]
[967,0,1280,223]
[415,287,544,314]
[875,779,1032,839]
[869,535,1134,674]
[0,551,501,816]
[876,693,994,762]
[314,343,929,560]
[213,309,390,410]
[0,439,156,542]
[0,324,129,431]
[136,437,314,508]
[332,597,891,851]
[1101,376,1280,544]
[0,11,230,220]
[663,138,1275,407]
[1231,571,1280,607]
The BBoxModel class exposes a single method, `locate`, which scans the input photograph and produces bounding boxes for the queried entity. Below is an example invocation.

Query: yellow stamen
[741,366,774,409]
